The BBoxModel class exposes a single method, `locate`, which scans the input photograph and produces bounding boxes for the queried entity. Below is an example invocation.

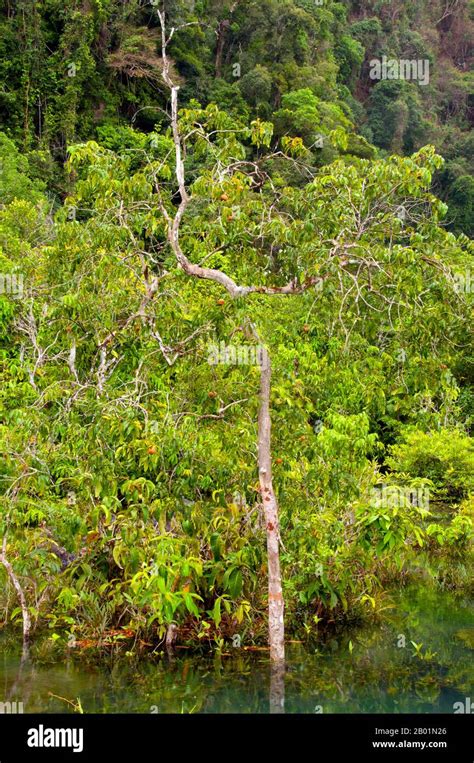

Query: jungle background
[0,0,472,659]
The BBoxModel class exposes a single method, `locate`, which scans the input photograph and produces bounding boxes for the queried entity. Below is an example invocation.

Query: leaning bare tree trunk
[0,545,31,643]
[157,9,286,663]
[258,347,285,663]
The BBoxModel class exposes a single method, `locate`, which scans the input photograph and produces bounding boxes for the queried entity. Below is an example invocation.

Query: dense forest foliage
[0,0,472,655]
[1,0,473,232]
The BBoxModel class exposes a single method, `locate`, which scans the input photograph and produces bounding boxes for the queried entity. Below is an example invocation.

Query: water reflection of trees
[0,586,471,713]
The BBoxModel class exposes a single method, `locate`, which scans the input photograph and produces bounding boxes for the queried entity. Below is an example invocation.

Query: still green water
[0,586,472,713]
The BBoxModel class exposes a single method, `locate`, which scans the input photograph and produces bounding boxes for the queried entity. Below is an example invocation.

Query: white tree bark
[0,544,31,643]
[258,348,285,663]
[157,10,291,662]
